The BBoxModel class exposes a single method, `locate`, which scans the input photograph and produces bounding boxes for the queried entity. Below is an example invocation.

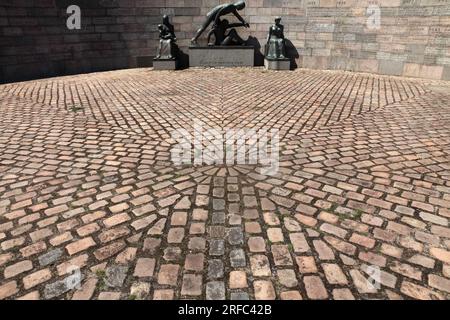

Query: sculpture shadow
[246,36,265,67]
[285,39,300,70]
[177,47,189,70]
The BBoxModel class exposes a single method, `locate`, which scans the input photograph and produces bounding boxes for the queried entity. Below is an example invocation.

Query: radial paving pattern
[0,68,449,300]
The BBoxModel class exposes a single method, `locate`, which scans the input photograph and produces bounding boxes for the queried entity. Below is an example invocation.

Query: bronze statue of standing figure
[191,1,250,46]
[266,17,286,60]
[155,15,177,60]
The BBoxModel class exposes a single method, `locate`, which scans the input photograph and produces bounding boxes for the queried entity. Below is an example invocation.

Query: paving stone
[250,255,272,277]
[158,264,179,286]
[38,248,63,267]
[134,258,156,278]
[23,269,52,290]
[313,240,335,260]
[248,237,266,253]
[115,247,137,264]
[153,289,175,300]
[185,253,204,272]
[45,272,84,300]
[192,209,208,221]
[181,274,202,296]
[72,278,98,300]
[289,233,310,253]
[228,214,242,225]
[209,239,225,256]
[271,245,293,266]
[280,291,302,300]
[208,260,224,279]
[230,249,246,268]
[209,226,226,238]
[206,281,225,300]
[304,276,328,300]
[143,238,161,254]
[94,241,126,261]
[171,212,187,226]
[350,269,378,294]
[401,281,443,300]
[213,199,225,211]
[322,263,348,285]
[254,280,276,300]
[105,265,129,288]
[230,292,250,300]
[163,247,182,261]
[0,281,18,300]
[98,292,122,300]
[229,271,247,289]
[167,228,185,244]
[130,282,151,300]
[428,274,450,293]
[4,260,33,279]
[18,291,40,300]
[332,288,355,300]
[277,269,299,288]
[188,237,206,251]
[57,255,88,276]
[44,280,72,299]
[267,228,284,242]
[212,212,226,224]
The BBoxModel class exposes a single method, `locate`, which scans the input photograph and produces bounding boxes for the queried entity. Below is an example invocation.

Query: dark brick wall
[1,0,450,83]
[0,0,161,83]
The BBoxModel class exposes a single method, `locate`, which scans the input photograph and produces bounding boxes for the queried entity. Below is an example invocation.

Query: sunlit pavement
[0,68,450,300]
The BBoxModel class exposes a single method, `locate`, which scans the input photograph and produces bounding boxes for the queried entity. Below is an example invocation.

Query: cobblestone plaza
[1,68,450,300]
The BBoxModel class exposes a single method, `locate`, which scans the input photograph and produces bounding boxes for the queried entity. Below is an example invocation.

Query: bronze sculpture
[155,15,177,60]
[265,17,286,60]
[207,19,247,46]
[191,1,249,45]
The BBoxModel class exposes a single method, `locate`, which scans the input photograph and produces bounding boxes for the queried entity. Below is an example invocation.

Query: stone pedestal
[189,46,254,68]
[153,59,178,70]
[264,58,291,70]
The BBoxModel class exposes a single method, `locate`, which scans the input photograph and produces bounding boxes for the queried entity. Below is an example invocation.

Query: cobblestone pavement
[0,68,450,300]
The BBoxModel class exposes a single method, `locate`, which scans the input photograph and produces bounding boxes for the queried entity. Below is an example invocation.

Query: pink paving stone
[304,276,329,300]
[280,291,303,300]
[229,271,248,289]
[248,237,266,253]
[72,278,98,300]
[254,280,276,300]
[0,281,18,299]
[158,264,180,286]
[65,237,96,255]
[134,258,156,277]
[184,253,204,272]
[23,268,52,290]
[153,289,175,300]
[4,260,33,279]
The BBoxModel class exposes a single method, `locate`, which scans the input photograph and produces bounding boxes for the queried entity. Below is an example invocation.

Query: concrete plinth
[264,58,291,70]
[189,46,254,68]
[153,59,178,70]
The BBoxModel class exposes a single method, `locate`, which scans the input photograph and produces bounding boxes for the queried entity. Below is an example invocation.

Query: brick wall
[1,0,450,83]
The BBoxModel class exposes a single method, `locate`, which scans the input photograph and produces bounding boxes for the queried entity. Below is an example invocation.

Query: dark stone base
[189,46,254,68]
[153,59,178,70]
[264,58,291,70]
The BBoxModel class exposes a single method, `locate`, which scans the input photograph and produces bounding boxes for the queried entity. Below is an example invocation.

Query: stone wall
[1,0,450,83]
